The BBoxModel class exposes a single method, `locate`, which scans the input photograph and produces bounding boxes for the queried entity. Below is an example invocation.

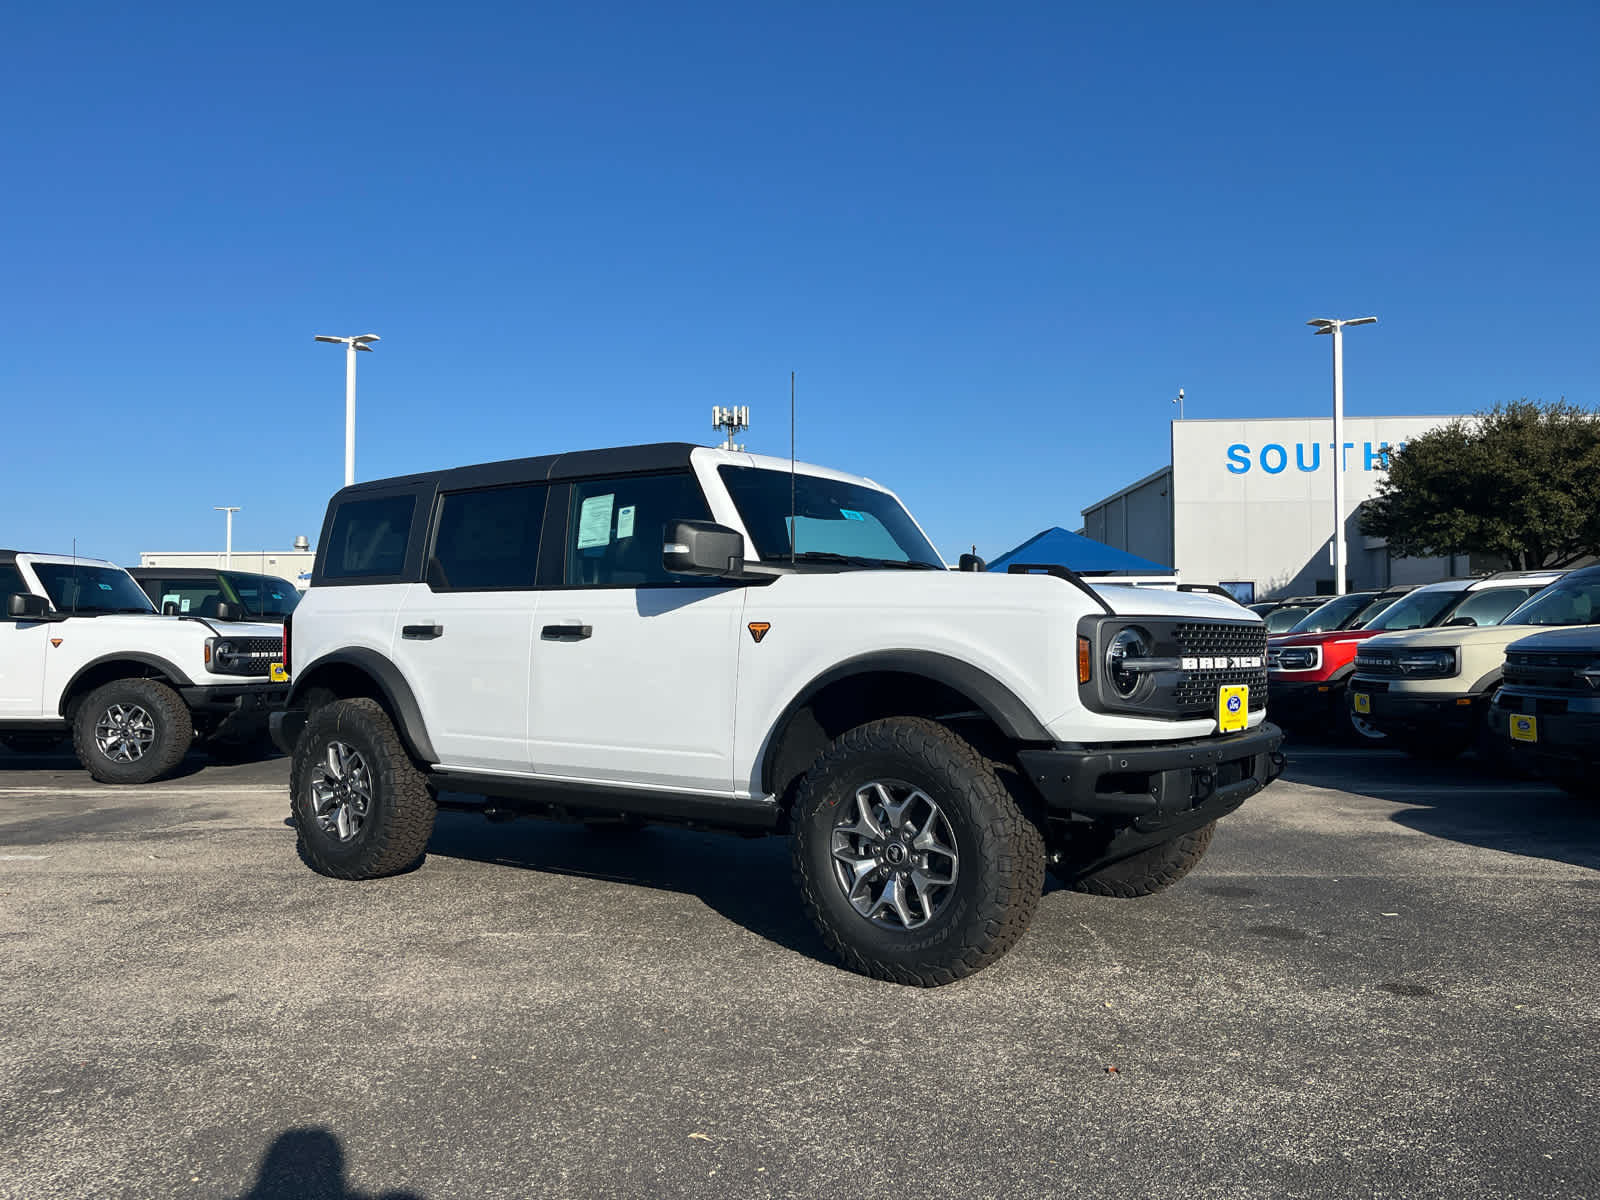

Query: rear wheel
[71,678,192,784]
[1052,821,1217,898]
[291,698,436,879]
[791,717,1045,986]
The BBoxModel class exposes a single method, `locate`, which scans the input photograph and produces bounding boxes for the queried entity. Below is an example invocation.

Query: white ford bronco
[0,551,289,782]
[273,443,1285,984]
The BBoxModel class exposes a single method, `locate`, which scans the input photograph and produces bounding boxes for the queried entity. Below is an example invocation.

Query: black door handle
[541,624,593,641]
[402,624,444,640]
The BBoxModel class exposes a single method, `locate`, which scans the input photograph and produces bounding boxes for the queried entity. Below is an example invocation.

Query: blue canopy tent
[986,527,1174,576]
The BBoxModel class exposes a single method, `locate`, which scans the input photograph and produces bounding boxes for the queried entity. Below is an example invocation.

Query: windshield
[31,563,156,615]
[1364,589,1460,632]
[718,466,943,567]
[219,572,300,617]
[1264,606,1316,633]
[1502,572,1600,627]
[1287,593,1378,634]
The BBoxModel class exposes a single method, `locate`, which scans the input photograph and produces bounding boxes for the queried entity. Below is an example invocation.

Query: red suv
[1267,573,1564,742]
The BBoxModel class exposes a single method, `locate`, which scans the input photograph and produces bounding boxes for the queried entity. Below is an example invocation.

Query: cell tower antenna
[711,405,750,451]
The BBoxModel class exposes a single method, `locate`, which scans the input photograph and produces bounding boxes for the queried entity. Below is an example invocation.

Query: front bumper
[1017,722,1286,830]
[179,683,289,715]
[1266,678,1340,724]
[1487,691,1600,775]
[1346,683,1479,741]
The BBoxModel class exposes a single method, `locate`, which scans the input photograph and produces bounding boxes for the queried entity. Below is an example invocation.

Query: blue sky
[3,2,1596,568]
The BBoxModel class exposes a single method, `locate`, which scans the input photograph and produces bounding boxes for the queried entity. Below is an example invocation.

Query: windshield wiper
[789,552,943,571]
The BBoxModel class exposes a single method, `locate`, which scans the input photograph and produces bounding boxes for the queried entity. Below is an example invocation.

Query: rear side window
[324,495,417,579]
[0,564,24,599]
[565,473,712,587]
[430,484,548,590]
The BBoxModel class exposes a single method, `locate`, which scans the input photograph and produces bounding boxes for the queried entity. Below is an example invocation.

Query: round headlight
[1106,626,1151,697]
[214,641,234,658]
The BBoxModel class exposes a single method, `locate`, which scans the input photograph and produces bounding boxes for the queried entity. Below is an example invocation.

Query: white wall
[1169,415,1465,596]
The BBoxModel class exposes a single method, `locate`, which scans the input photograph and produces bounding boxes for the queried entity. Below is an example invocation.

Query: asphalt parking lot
[1,738,1595,1200]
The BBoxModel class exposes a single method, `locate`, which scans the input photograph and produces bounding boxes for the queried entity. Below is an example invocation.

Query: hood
[1087,583,1256,620]
[1504,625,1600,654]
[1360,624,1537,651]
[202,618,284,639]
[1269,628,1382,648]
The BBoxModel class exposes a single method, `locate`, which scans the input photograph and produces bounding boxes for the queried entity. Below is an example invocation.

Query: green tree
[1361,400,1600,570]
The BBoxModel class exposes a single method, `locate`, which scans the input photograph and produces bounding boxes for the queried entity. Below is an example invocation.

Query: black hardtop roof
[333,442,703,499]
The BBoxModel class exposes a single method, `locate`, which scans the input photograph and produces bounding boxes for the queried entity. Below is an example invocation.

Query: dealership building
[1081,415,1476,602]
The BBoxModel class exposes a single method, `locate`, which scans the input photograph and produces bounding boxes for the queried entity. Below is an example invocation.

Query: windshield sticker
[577,494,615,548]
[840,509,866,522]
[616,505,636,539]
[97,582,113,591]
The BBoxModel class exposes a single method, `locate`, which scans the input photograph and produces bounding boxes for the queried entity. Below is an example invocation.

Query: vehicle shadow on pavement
[1282,744,1598,871]
[230,1127,423,1199]
[0,746,210,781]
[425,806,833,963]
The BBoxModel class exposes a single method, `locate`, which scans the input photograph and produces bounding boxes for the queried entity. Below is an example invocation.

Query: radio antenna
[790,371,797,564]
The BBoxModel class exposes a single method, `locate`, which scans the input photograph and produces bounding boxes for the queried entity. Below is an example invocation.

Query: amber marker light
[1078,636,1092,684]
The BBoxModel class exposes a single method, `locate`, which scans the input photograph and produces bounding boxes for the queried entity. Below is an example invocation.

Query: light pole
[213,506,241,568]
[1173,387,1184,421]
[314,333,380,486]
[1306,316,1377,595]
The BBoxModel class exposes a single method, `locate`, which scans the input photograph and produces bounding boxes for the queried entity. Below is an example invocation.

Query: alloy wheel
[95,703,156,763]
[830,779,959,929]
[310,740,373,843]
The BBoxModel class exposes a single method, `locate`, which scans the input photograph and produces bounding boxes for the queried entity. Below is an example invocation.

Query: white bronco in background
[0,551,288,782]
[273,443,1285,985]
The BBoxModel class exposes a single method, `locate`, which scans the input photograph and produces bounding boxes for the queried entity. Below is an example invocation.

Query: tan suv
[1348,567,1600,758]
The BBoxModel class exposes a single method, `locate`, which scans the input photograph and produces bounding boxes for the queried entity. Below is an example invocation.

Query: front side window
[30,564,156,615]
[324,495,416,579]
[718,466,942,567]
[1503,573,1600,627]
[0,564,24,601]
[431,484,548,590]
[565,473,712,587]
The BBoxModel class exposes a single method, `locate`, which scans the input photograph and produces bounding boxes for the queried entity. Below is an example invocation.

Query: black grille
[1503,650,1600,693]
[1354,650,1401,676]
[1172,622,1268,714]
[212,636,283,677]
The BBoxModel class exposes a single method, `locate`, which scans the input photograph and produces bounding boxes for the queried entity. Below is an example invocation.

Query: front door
[0,563,49,717]
[527,473,745,796]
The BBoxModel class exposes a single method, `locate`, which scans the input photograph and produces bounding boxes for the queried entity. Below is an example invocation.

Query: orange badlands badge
[747,622,771,644]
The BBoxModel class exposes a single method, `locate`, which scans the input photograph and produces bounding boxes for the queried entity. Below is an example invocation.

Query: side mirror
[663,520,749,579]
[7,592,51,620]
[162,601,181,616]
[213,601,241,622]
[1444,616,1477,627]
[958,553,986,573]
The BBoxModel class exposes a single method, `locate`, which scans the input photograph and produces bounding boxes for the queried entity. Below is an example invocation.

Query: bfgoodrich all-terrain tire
[1055,821,1217,898]
[291,697,436,879]
[72,677,192,784]
[791,717,1046,986]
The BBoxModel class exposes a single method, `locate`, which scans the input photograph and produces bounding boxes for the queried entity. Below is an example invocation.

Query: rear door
[0,563,49,716]
[391,483,548,773]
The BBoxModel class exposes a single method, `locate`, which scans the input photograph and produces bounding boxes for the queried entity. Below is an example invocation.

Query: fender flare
[288,648,439,764]
[60,653,195,715]
[758,650,1052,795]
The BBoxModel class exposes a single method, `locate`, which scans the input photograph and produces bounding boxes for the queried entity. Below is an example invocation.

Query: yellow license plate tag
[1353,692,1371,714]
[269,662,289,683]
[1509,714,1538,743]
[1218,685,1248,733]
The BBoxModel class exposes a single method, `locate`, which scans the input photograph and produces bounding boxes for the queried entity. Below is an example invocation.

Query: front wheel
[291,698,436,879]
[1339,694,1389,746]
[72,678,192,784]
[791,717,1045,987]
